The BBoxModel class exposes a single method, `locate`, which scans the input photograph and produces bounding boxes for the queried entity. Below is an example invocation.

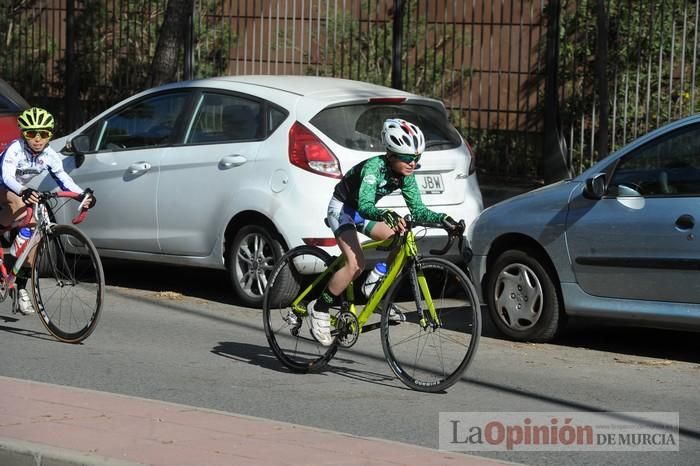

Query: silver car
[469,113,700,341]
[44,76,482,307]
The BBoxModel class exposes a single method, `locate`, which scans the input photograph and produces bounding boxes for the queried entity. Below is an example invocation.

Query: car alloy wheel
[229,225,284,308]
[487,249,562,342]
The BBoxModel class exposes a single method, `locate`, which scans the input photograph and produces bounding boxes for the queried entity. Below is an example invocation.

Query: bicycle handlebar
[36,191,91,225]
[376,215,471,261]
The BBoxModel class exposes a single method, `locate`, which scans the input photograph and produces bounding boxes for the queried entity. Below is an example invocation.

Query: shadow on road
[479,307,700,364]
[102,258,241,305]
[0,320,70,343]
[211,340,405,389]
[211,341,291,371]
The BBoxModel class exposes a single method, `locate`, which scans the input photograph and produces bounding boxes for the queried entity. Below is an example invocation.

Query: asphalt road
[1,260,698,465]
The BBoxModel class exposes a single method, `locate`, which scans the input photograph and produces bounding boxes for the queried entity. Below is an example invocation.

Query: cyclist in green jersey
[308,118,462,346]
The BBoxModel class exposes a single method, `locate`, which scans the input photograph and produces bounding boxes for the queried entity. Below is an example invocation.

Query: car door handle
[675,214,695,230]
[219,155,247,168]
[128,162,152,174]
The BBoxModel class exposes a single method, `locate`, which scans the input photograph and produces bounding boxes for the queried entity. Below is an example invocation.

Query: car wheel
[228,225,284,308]
[487,249,563,342]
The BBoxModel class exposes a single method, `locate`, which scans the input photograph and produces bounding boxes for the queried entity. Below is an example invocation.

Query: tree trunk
[150,0,194,87]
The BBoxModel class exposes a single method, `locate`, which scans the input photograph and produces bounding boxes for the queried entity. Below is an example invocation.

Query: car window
[0,79,29,114]
[0,95,17,113]
[185,93,262,144]
[608,123,700,197]
[310,103,461,152]
[268,106,287,135]
[97,92,188,151]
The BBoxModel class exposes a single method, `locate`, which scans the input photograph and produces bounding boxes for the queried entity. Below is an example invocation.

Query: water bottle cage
[362,262,387,298]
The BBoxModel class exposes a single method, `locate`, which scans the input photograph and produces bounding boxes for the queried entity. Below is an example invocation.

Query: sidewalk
[0,376,511,466]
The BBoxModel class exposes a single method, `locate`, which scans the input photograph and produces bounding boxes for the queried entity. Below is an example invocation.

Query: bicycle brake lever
[456,221,474,264]
[78,196,90,211]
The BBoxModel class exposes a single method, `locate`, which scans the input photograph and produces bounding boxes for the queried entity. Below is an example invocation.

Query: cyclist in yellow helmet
[0,107,96,314]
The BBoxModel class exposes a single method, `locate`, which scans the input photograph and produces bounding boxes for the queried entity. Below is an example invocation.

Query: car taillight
[464,137,476,175]
[303,238,338,247]
[289,122,341,179]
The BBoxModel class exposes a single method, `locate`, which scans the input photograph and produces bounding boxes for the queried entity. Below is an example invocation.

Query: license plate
[416,174,444,194]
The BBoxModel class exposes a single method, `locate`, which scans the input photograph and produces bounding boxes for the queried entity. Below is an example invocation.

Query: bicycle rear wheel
[380,257,481,392]
[31,224,104,343]
[262,245,340,372]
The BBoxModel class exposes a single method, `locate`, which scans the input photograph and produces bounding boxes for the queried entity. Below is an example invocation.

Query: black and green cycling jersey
[332,154,445,224]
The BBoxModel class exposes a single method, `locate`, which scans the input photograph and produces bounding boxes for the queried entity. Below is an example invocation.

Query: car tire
[486,249,563,342]
[228,224,284,308]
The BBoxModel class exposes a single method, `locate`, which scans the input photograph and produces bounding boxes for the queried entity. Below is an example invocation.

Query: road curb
[0,437,144,466]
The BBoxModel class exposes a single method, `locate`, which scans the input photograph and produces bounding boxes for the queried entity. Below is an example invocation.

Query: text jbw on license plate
[418,174,443,194]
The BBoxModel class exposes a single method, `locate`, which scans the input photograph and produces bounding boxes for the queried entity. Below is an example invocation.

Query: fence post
[595,0,609,160]
[543,0,571,183]
[64,0,79,132]
[391,0,404,90]
[184,4,194,80]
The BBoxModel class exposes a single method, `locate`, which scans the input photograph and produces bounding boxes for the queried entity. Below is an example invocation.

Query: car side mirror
[66,134,90,168]
[584,173,606,199]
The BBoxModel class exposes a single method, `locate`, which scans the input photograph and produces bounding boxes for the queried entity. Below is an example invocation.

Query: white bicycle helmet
[381,118,425,156]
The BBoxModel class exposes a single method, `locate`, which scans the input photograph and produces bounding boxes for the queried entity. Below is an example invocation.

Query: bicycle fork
[408,260,441,330]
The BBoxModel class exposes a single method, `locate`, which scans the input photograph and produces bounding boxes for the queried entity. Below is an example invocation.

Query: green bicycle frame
[290,230,440,332]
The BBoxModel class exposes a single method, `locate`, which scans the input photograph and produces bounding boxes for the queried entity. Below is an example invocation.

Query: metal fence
[1,0,698,179]
[559,0,700,175]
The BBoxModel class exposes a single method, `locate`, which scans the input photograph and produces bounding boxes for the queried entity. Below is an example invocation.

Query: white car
[46,76,483,307]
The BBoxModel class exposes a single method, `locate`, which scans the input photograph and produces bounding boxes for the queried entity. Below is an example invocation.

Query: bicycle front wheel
[380,257,481,392]
[31,224,104,343]
[262,245,339,372]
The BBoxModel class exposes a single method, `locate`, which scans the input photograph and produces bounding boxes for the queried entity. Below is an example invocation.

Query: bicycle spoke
[262,246,339,372]
[33,225,104,343]
[381,258,481,392]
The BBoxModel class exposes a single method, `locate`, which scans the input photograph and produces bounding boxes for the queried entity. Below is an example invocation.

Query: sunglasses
[392,153,421,164]
[23,130,53,140]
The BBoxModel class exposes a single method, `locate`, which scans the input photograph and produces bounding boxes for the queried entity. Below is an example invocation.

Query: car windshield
[310,103,462,152]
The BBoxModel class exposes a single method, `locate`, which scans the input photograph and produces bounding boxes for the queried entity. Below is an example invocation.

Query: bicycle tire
[262,245,339,372]
[31,224,104,343]
[380,257,481,392]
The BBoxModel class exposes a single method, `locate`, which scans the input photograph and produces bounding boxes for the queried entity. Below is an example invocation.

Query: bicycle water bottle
[10,227,32,257]
[362,262,387,298]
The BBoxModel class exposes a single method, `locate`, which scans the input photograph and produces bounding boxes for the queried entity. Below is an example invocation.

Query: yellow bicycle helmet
[18,107,55,131]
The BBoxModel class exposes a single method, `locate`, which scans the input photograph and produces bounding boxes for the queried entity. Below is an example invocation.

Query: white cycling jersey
[0,139,82,196]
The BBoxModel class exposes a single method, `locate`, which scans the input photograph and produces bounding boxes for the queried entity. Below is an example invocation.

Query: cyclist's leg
[0,188,36,232]
[308,199,365,345]
[363,221,404,321]
[327,229,364,295]
[365,220,393,241]
[0,188,37,314]
[308,229,364,345]
[0,188,28,227]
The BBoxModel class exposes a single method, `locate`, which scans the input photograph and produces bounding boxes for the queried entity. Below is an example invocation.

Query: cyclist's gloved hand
[381,209,403,230]
[79,188,97,209]
[20,188,39,205]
